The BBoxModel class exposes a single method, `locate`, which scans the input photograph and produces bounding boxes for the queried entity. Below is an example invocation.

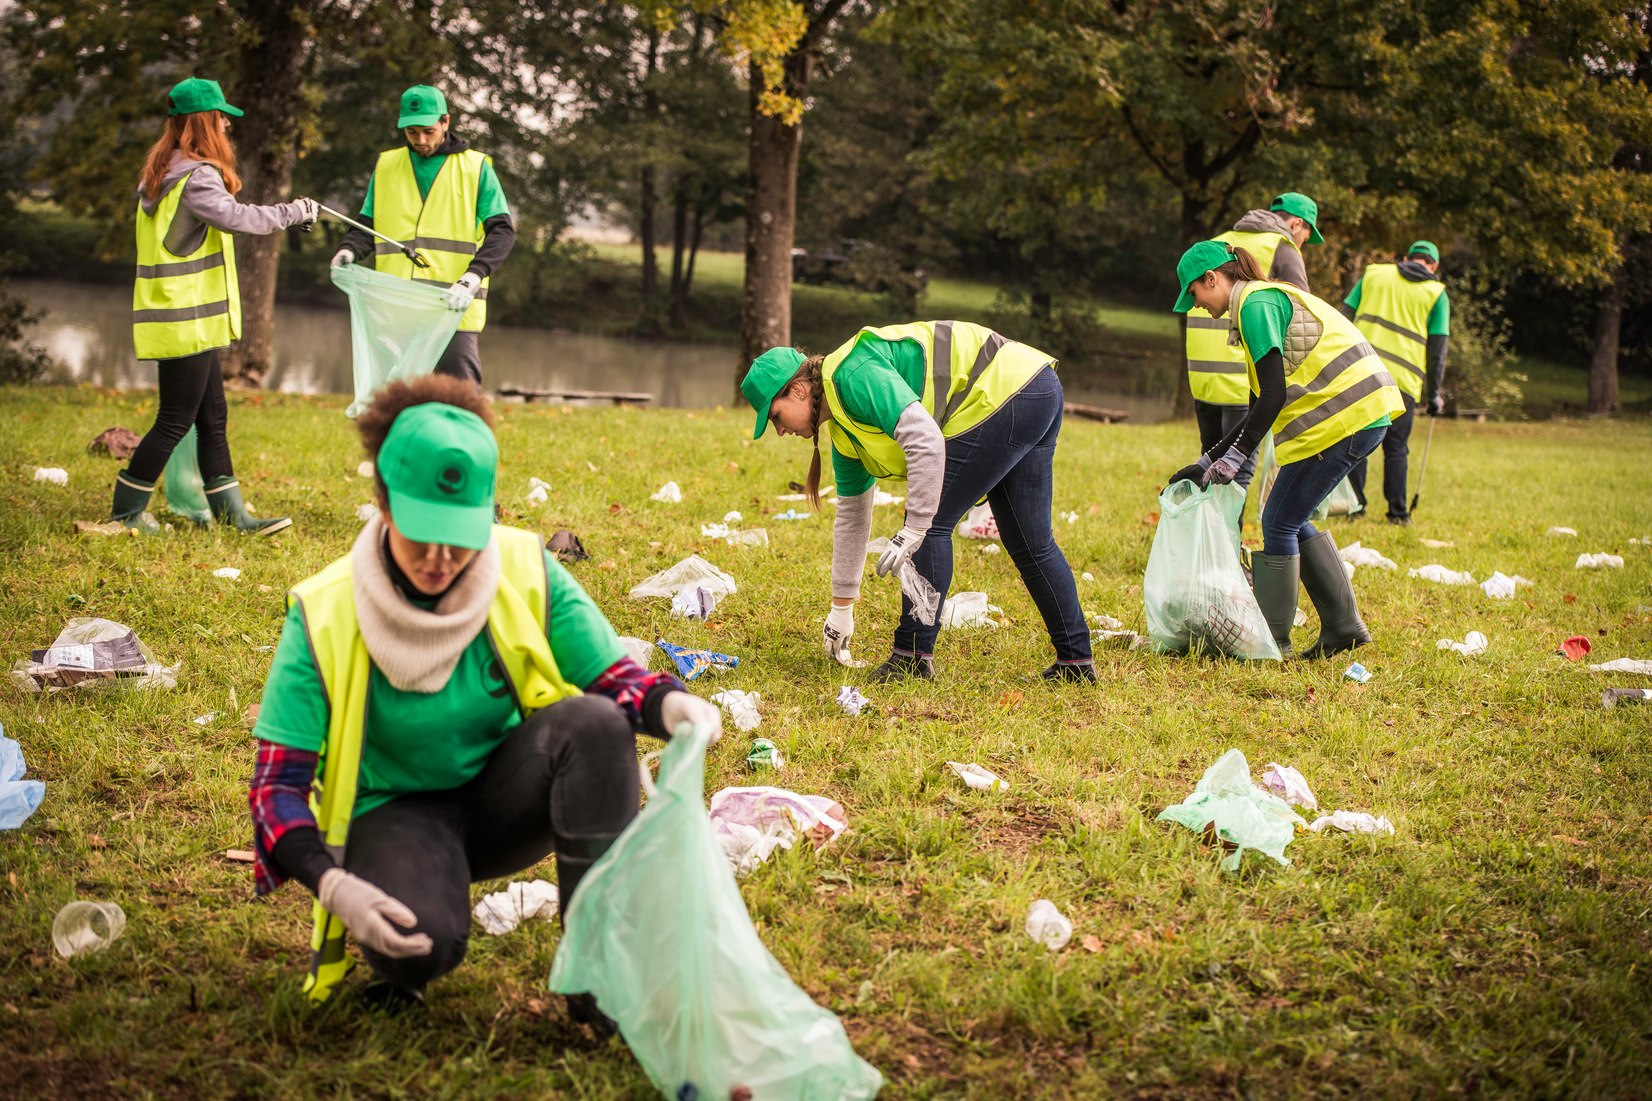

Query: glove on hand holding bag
[875,526,925,579]
[443,272,482,310]
[660,691,724,743]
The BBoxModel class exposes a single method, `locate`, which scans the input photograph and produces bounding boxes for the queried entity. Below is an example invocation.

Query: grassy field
[3,385,1652,1099]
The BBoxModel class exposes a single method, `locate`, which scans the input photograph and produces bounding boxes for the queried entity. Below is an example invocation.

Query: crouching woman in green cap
[248,376,722,1016]
[742,324,1095,683]
[1168,243,1404,658]
[113,78,320,535]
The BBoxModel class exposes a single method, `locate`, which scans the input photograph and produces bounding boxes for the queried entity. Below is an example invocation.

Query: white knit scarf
[349,514,500,692]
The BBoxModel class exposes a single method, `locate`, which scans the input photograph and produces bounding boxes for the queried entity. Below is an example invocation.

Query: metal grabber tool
[1409,410,1437,514]
[317,204,430,269]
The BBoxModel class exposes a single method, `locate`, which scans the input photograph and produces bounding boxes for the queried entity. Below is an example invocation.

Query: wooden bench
[1063,402,1131,423]
[1453,408,1490,422]
[497,387,655,407]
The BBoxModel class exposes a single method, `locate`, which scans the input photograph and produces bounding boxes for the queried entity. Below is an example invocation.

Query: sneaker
[868,653,936,684]
[565,992,618,1040]
[1386,515,1412,527]
[360,982,424,1011]
[1039,661,1097,684]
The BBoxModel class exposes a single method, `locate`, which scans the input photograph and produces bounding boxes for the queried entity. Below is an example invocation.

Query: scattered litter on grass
[1437,631,1489,656]
[775,493,806,501]
[1308,811,1395,836]
[88,427,142,459]
[630,555,737,599]
[1546,526,1578,537]
[617,636,654,669]
[958,502,999,540]
[712,689,762,732]
[1062,511,1079,525]
[222,849,256,863]
[981,543,1002,555]
[774,509,811,521]
[725,528,769,548]
[358,461,374,478]
[1025,900,1073,950]
[1339,541,1397,570]
[1558,636,1592,660]
[546,529,589,563]
[12,618,177,692]
[1082,572,1095,581]
[212,568,241,580]
[526,483,549,505]
[1344,662,1372,683]
[707,787,847,876]
[1094,614,1123,630]
[1633,537,1650,546]
[354,504,379,522]
[1589,658,1652,675]
[1294,607,1309,627]
[947,762,1008,792]
[836,685,870,717]
[1409,564,1475,585]
[864,537,891,555]
[0,728,46,829]
[193,712,220,726]
[940,592,1002,629]
[33,467,68,486]
[1156,749,1304,871]
[1576,552,1624,570]
[473,880,558,935]
[1603,688,1651,708]
[655,640,738,680]
[700,523,734,539]
[1419,538,1454,548]
[1081,934,1103,953]
[873,489,904,506]
[73,520,135,537]
[650,481,683,503]
[671,584,721,620]
[1480,572,1532,599]
[743,738,785,770]
[898,562,943,626]
[1256,763,1318,811]
[723,510,742,523]
[1095,629,1144,648]
[52,901,126,959]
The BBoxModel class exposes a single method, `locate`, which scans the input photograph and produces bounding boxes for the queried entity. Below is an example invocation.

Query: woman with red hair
[111,77,318,536]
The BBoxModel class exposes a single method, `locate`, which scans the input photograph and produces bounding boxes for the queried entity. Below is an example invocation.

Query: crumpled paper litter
[1256,762,1317,811]
[473,879,559,935]
[650,481,683,503]
[1409,564,1475,585]
[708,787,848,877]
[1308,811,1395,836]
[712,689,762,732]
[947,761,1008,792]
[1437,630,1489,656]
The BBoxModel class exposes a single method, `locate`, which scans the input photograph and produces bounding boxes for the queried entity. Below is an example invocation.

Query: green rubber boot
[1249,551,1300,658]
[110,470,162,534]
[204,476,293,537]
[1298,530,1371,659]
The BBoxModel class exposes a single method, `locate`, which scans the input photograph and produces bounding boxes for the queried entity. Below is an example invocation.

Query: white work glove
[330,248,355,269]
[1429,393,1445,416]
[875,525,926,579]
[292,196,318,231]
[659,690,724,744]
[317,868,432,959]
[823,602,855,659]
[443,271,482,310]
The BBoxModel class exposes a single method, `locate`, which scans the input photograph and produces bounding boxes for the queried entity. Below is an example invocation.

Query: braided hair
[784,354,828,508]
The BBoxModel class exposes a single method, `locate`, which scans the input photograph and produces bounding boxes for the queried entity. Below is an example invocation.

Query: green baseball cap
[398,85,448,129]
[377,403,497,550]
[742,347,807,439]
[167,78,243,119]
[1270,192,1323,245]
[1172,241,1235,314]
[1407,240,1440,262]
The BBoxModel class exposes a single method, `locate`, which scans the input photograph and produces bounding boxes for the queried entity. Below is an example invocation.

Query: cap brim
[751,401,772,440]
[1172,287,1196,314]
[399,113,442,128]
[386,486,494,550]
[219,103,244,118]
[1307,224,1324,245]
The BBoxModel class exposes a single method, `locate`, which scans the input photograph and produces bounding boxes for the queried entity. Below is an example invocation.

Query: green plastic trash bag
[1157,749,1305,871]
[1143,480,1281,661]
[548,723,885,1101]
[330,264,464,418]
[1254,432,1364,523]
[162,427,212,524]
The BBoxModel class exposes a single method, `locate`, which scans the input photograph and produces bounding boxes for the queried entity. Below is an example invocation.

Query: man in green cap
[1183,191,1323,491]
[332,85,515,386]
[1340,241,1451,524]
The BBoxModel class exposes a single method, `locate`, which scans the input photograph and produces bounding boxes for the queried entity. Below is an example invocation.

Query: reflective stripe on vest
[1351,264,1444,400]
[821,321,1055,480]
[370,148,491,331]
[132,170,241,360]
[1184,230,1297,405]
[290,525,576,1003]
[1235,281,1405,465]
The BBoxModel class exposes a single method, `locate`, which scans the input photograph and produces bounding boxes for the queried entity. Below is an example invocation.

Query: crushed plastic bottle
[1024,899,1073,950]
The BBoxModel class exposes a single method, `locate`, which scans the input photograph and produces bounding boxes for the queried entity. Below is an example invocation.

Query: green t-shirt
[1241,289,1390,430]
[360,152,511,222]
[1343,279,1451,335]
[828,334,929,498]
[253,549,625,817]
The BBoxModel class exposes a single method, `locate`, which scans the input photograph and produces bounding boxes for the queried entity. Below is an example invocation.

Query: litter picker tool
[1409,410,1437,514]
[317,204,430,269]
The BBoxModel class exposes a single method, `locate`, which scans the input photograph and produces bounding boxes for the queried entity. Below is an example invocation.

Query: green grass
[4,385,1652,1098]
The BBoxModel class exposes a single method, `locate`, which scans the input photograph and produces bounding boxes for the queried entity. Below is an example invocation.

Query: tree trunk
[1588,267,1623,416]
[740,59,805,387]
[639,165,658,303]
[684,200,705,301]
[669,176,690,331]
[222,0,311,387]
[1172,315,1195,420]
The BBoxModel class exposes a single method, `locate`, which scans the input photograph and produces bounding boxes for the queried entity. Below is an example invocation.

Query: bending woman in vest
[1168,243,1404,659]
[741,324,1094,684]
[112,78,318,535]
[248,376,722,1016]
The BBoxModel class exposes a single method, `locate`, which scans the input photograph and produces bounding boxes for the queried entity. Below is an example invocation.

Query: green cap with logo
[1407,240,1440,262]
[742,347,808,439]
[398,85,448,129]
[1270,191,1323,245]
[1172,241,1236,314]
[167,78,243,118]
[377,403,497,550]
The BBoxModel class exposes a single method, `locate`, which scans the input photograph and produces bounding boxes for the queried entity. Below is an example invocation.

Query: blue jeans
[1262,425,1388,556]
[893,367,1092,664]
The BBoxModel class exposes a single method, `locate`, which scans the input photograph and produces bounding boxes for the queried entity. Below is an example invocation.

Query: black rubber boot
[1039,661,1097,684]
[869,653,936,684]
[1297,531,1370,659]
[204,476,292,536]
[360,981,425,1011]
[565,992,618,1040]
[1249,551,1300,658]
[110,470,162,534]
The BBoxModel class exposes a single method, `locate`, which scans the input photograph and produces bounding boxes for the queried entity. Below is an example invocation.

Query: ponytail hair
[782,354,828,508]
[1210,245,1266,284]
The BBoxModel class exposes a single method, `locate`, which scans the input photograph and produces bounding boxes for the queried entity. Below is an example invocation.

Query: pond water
[15,278,1170,421]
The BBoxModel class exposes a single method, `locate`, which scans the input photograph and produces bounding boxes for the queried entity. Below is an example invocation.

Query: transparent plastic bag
[898,562,942,627]
[1144,481,1281,661]
[1157,749,1304,871]
[330,265,464,418]
[549,725,884,1101]
[162,427,212,524]
[629,555,738,600]
[1254,432,1364,523]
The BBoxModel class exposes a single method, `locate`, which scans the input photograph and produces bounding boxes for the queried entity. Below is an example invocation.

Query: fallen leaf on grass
[1088,504,1101,516]
[597,560,618,570]
[1306,687,1318,704]
[998,690,1024,709]
[246,703,261,723]
[1139,511,1160,526]
[525,997,548,1017]
[1564,593,1578,604]
[902,1055,921,1070]
[608,502,625,514]
[1551,834,1587,846]
[87,834,106,849]
[1081,934,1103,953]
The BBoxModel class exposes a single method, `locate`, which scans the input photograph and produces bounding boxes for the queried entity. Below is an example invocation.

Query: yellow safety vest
[131,169,241,360]
[369,148,490,331]
[1233,281,1405,465]
[1351,264,1444,401]
[289,525,579,1003]
[1184,230,1299,405]
[822,321,1055,480]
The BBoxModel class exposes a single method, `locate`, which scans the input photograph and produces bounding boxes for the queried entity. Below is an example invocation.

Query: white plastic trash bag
[711,689,762,733]
[630,555,737,600]
[331,265,464,418]
[1143,481,1280,661]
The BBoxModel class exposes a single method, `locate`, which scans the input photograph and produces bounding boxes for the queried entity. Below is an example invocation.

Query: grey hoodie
[1229,209,1310,292]
[137,151,306,257]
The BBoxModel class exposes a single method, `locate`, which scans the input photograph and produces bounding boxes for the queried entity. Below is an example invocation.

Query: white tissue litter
[1409,564,1475,585]
[708,787,848,877]
[472,879,558,935]
[958,502,999,539]
[1062,511,1079,525]
[1294,607,1309,627]
[723,510,742,523]
[211,568,240,580]
[192,712,220,726]
[1546,526,1578,537]
[650,481,683,503]
[33,467,68,485]
[1479,572,1532,599]
[1082,572,1095,581]
[1338,541,1397,570]
[872,488,905,506]
[357,461,375,478]
[981,544,1002,555]
[1256,763,1318,811]
[1025,899,1073,950]
[700,523,734,539]
[1308,811,1395,836]
[1576,552,1624,569]
[947,761,1008,792]
[670,584,721,619]
[355,503,379,522]
[1094,614,1123,630]
[629,554,737,599]
[836,685,870,717]
[712,689,762,732]
[775,493,806,501]
[939,592,1003,629]
[526,483,548,505]
[1589,658,1652,675]
[1437,630,1489,656]
[617,635,654,669]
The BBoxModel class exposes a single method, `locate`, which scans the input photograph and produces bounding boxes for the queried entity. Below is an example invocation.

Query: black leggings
[343,694,640,991]
[127,349,234,484]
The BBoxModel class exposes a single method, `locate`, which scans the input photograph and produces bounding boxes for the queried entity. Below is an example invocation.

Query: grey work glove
[1202,445,1245,488]
[317,868,432,959]
[443,272,481,310]
[292,196,319,231]
[330,248,355,269]
[1430,393,1445,416]
[875,526,925,579]
[659,690,723,744]
[823,601,855,660]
